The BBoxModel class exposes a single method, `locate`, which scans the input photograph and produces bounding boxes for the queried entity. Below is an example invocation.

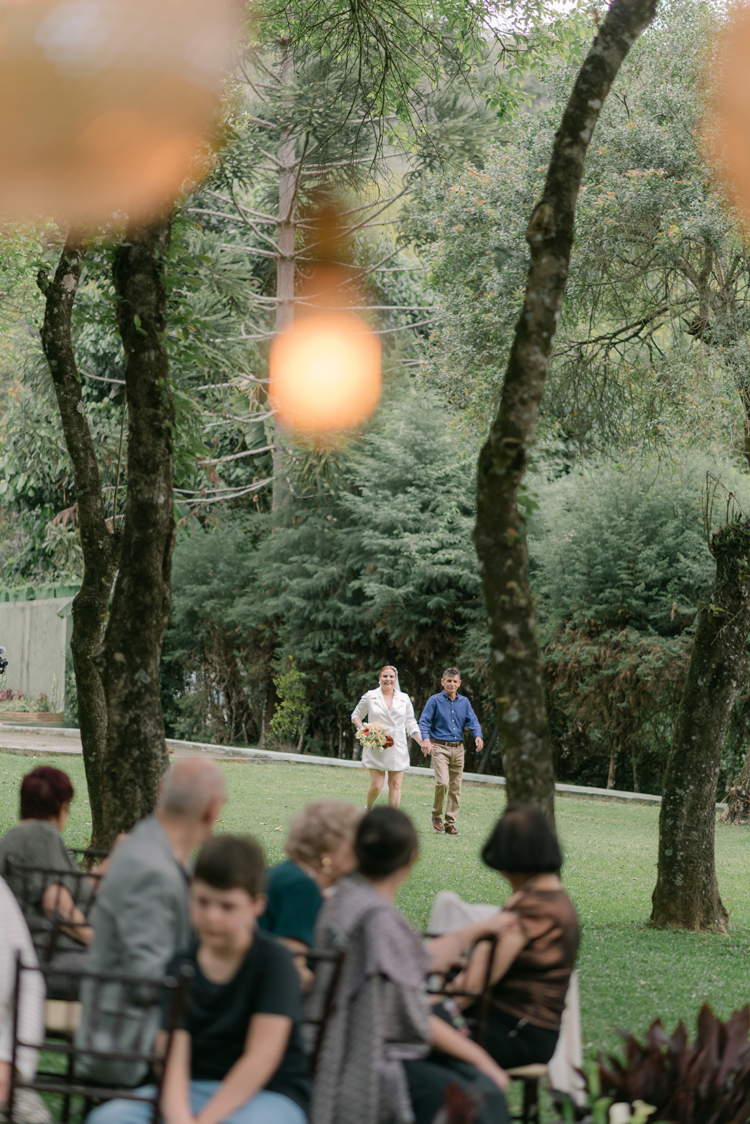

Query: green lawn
[2,750,749,1063]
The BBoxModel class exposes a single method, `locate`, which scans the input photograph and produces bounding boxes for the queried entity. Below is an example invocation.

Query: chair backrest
[425,933,499,1046]
[3,857,102,961]
[68,847,111,868]
[303,947,345,1073]
[9,953,194,1124]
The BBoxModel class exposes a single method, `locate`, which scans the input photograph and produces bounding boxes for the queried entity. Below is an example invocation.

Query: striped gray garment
[309,873,432,1124]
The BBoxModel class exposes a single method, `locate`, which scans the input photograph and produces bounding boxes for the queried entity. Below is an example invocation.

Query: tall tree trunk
[721,748,750,825]
[651,522,750,929]
[271,37,297,511]
[473,0,658,821]
[38,235,118,850]
[98,216,175,842]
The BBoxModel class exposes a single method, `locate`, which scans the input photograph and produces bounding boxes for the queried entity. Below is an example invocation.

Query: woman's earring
[321,856,333,871]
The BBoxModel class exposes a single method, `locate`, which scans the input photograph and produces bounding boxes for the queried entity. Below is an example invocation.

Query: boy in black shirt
[87,835,310,1124]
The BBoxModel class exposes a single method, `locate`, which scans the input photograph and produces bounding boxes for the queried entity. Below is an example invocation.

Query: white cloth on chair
[426,890,585,1104]
[0,875,45,1081]
[548,968,584,1104]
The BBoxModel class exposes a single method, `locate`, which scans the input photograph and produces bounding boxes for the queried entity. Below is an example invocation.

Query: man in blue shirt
[419,667,483,835]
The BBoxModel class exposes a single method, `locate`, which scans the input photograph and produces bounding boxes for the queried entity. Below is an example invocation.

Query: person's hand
[421,739,432,756]
[474,1053,509,1092]
[481,910,521,938]
[475,737,484,751]
[0,1059,11,1108]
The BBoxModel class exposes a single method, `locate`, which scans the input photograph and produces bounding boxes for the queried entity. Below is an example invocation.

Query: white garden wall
[0,595,75,709]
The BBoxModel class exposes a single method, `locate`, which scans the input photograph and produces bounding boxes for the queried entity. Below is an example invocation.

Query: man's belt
[432,739,463,747]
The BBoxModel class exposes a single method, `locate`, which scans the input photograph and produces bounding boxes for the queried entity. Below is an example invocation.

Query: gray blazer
[74,816,191,1086]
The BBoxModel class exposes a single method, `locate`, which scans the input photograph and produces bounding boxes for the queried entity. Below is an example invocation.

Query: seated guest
[0,767,97,996]
[260,801,361,987]
[75,758,225,1087]
[88,834,310,1124]
[0,875,48,1124]
[310,807,514,1124]
[457,804,580,1069]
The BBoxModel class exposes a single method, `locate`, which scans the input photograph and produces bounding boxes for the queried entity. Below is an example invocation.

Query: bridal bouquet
[356,723,395,752]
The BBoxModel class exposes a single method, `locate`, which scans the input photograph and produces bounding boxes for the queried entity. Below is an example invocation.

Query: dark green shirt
[259,861,323,948]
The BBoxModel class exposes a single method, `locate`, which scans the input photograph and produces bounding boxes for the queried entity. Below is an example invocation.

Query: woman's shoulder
[0,817,66,853]
[511,886,579,926]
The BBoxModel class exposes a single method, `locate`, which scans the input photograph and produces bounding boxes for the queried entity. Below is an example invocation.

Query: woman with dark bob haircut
[0,767,101,997]
[454,804,580,1069]
[310,807,517,1124]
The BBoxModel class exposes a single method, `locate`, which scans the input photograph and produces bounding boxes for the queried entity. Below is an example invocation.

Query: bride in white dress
[351,665,425,809]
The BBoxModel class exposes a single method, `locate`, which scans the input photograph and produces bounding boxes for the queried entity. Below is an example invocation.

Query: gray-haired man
[75,757,225,1085]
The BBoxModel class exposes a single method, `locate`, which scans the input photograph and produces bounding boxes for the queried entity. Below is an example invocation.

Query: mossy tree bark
[98,216,175,842]
[473,0,658,821]
[721,749,750,825]
[651,522,750,929]
[38,235,119,851]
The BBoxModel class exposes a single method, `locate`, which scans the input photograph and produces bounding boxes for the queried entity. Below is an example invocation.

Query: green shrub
[528,451,750,791]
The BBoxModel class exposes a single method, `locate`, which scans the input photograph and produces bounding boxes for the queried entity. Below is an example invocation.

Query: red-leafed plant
[597,1004,750,1123]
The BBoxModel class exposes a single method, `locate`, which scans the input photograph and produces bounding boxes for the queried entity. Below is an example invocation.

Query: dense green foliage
[409,4,746,456]
[163,392,488,760]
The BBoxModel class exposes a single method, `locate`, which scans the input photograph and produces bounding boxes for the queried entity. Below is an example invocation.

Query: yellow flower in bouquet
[356,724,395,752]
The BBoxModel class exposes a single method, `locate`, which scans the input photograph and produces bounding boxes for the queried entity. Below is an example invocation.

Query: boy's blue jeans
[86,1081,307,1124]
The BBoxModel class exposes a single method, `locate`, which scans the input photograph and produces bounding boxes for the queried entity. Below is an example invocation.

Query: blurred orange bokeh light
[269,310,382,435]
[705,6,750,231]
[0,0,238,224]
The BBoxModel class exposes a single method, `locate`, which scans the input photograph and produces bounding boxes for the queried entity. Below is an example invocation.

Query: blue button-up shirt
[418,691,482,742]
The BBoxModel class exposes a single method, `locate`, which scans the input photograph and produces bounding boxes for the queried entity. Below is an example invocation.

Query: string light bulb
[269,218,382,436]
[270,296,382,436]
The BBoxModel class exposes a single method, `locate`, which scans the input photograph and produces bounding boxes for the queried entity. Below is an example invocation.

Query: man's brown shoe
[445,824,460,835]
[431,816,445,833]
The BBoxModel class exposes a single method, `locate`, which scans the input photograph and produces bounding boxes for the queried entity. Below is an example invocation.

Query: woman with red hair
[0,766,94,996]
[351,666,425,810]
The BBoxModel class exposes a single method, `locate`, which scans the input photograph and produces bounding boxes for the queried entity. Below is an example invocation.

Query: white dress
[351,687,420,772]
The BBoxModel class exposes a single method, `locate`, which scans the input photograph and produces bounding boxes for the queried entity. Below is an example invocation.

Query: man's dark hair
[20,766,74,821]
[481,804,562,875]
[442,667,460,679]
[194,834,265,896]
[355,807,418,878]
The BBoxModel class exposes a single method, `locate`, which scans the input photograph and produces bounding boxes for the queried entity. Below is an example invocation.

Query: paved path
[0,721,690,806]
[0,724,237,760]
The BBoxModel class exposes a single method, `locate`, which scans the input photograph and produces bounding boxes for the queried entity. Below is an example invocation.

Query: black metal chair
[301,946,345,1073]
[3,857,102,967]
[425,933,547,1124]
[424,932,499,1043]
[9,954,194,1124]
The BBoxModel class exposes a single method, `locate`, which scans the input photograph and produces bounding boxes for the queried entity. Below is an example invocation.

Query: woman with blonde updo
[259,799,361,988]
[351,665,425,811]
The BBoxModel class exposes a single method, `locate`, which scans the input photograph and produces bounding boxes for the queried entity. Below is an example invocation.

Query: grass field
[2,749,749,1065]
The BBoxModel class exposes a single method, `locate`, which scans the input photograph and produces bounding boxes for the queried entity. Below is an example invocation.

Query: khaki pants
[432,742,464,825]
